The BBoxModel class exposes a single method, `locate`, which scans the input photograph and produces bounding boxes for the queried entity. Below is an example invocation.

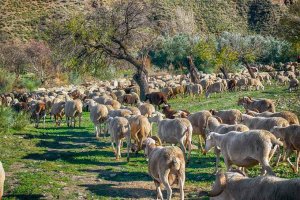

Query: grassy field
[0,84,299,200]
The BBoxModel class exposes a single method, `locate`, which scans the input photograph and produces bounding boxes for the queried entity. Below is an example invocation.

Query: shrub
[0,68,16,93]
[0,106,29,133]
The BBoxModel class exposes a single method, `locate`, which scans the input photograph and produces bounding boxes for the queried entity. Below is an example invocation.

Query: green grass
[0,84,299,199]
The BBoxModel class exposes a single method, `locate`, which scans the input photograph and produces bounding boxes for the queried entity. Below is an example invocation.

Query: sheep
[88,99,109,138]
[210,109,242,125]
[145,92,167,110]
[50,99,65,127]
[65,99,83,127]
[107,117,131,161]
[104,99,121,109]
[241,114,289,131]
[149,112,193,162]
[276,75,290,85]
[138,103,155,117]
[0,162,5,200]
[237,96,275,113]
[205,116,249,135]
[236,78,248,91]
[209,171,300,199]
[288,78,299,92]
[108,109,132,118]
[247,78,264,91]
[123,106,141,116]
[127,115,151,153]
[171,85,185,98]
[246,110,299,125]
[227,79,237,91]
[185,83,203,97]
[200,79,213,90]
[187,111,212,153]
[205,130,283,175]
[162,104,190,119]
[271,125,300,173]
[205,116,249,172]
[162,87,174,99]
[122,93,140,106]
[205,82,226,98]
[30,101,46,128]
[144,137,185,200]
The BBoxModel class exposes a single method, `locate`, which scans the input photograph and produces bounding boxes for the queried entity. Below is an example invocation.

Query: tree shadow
[4,194,44,200]
[81,168,151,182]
[80,183,155,199]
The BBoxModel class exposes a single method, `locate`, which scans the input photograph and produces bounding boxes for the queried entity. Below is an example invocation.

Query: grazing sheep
[205,82,226,98]
[246,110,299,125]
[162,87,174,99]
[237,96,275,113]
[108,109,132,118]
[138,103,155,117]
[271,125,300,173]
[288,78,299,92]
[227,79,237,91]
[247,78,264,91]
[150,112,193,162]
[123,106,141,116]
[186,83,203,97]
[210,109,242,125]
[187,111,212,152]
[88,100,109,138]
[209,171,300,200]
[171,85,185,98]
[241,114,289,131]
[127,115,151,153]
[145,92,167,109]
[162,104,190,119]
[0,162,5,200]
[122,93,140,106]
[105,99,121,110]
[65,99,83,127]
[144,137,185,200]
[205,130,283,175]
[205,116,249,172]
[50,99,65,127]
[276,75,289,85]
[30,101,46,128]
[108,117,131,161]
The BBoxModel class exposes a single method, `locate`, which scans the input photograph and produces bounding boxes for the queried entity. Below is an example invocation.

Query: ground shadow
[80,183,155,199]
[4,194,44,200]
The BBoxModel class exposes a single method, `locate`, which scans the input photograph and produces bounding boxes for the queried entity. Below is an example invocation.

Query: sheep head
[209,172,227,197]
[204,132,217,154]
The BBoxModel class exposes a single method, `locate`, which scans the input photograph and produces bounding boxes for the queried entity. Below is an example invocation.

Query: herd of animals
[0,62,300,200]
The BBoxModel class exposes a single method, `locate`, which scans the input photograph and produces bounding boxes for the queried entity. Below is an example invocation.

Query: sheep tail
[171,157,181,171]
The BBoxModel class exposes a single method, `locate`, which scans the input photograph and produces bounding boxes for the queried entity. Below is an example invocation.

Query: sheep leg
[116,139,122,159]
[179,141,187,162]
[214,148,221,173]
[111,141,116,155]
[260,158,274,176]
[154,180,163,200]
[179,173,185,200]
[269,144,278,162]
[78,113,82,127]
[95,125,99,138]
[296,151,300,173]
[286,149,297,172]
[161,170,172,200]
[198,135,205,154]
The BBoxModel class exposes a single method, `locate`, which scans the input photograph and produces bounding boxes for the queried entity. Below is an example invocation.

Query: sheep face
[204,133,216,154]
[270,126,284,139]
[144,138,156,157]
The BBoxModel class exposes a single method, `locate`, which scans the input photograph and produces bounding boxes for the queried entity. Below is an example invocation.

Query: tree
[25,40,53,84]
[48,0,157,100]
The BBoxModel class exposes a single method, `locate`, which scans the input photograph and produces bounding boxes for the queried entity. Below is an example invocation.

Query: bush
[0,106,29,133]
[0,68,16,93]
[19,76,41,92]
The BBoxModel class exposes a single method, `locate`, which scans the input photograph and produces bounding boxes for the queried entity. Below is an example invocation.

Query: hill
[0,0,292,41]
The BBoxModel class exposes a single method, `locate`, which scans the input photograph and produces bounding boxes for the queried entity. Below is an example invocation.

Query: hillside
[0,0,291,41]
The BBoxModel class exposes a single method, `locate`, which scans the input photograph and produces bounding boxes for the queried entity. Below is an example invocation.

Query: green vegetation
[0,106,29,133]
[1,84,299,199]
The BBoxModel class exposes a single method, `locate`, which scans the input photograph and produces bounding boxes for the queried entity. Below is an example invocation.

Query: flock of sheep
[0,62,300,200]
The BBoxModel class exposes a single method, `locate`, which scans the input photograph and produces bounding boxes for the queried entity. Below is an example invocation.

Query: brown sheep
[171,85,185,98]
[145,92,167,110]
[162,104,190,119]
[238,96,275,113]
[227,79,237,91]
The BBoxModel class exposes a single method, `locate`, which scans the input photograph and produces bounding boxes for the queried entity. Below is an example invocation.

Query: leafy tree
[48,0,157,100]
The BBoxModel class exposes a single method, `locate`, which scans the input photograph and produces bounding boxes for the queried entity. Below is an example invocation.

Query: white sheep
[149,112,193,162]
[144,137,185,200]
[88,99,109,138]
[0,162,4,200]
[65,98,83,127]
[108,117,131,161]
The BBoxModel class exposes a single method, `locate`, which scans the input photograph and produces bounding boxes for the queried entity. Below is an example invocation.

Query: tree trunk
[220,67,228,79]
[244,62,256,78]
[187,56,200,84]
[133,67,149,101]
